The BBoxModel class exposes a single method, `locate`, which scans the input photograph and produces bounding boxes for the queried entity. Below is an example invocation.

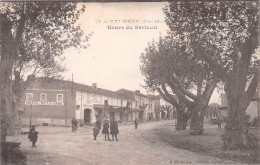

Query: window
[56,94,63,103]
[26,93,33,101]
[26,93,33,105]
[40,93,47,101]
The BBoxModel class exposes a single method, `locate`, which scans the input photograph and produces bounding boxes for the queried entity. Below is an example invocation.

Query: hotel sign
[25,101,64,106]
[90,94,100,104]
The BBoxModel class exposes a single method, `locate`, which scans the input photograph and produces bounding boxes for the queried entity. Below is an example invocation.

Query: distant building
[116,89,153,121]
[148,95,176,120]
[20,77,180,126]
[205,103,221,119]
[20,78,134,126]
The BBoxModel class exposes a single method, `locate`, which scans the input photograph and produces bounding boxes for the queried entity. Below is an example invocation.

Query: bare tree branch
[196,76,202,97]
[192,41,228,80]
[157,85,179,109]
[202,77,219,104]
[170,74,197,100]
[15,2,26,44]
[167,80,194,107]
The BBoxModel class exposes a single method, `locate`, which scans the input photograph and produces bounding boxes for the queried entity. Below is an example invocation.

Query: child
[93,122,100,140]
[134,118,138,129]
[28,125,38,148]
[71,118,78,131]
[102,118,111,141]
[110,118,119,141]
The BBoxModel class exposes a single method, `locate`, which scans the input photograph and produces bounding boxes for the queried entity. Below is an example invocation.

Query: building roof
[116,88,151,100]
[147,94,163,99]
[208,103,221,108]
[116,89,135,100]
[27,77,134,101]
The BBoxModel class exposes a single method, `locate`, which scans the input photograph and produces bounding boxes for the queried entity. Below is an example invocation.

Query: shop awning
[93,104,123,111]
[131,108,145,112]
[93,104,143,112]
[216,106,228,110]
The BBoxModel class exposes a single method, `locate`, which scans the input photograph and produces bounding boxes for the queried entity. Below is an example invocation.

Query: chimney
[92,83,97,89]
[135,90,140,93]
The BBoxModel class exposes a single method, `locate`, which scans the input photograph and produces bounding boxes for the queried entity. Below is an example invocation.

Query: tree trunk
[189,101,207,135]
[221,60,254,149]
[222,92,249,149]
[0,60,14,141]
[0,13,17,140]
[175,109,188,130]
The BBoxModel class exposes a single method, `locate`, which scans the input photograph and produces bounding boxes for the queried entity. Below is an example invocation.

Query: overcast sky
[62,2,221,104]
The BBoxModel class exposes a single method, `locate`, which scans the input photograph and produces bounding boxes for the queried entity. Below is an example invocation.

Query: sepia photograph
[0,1,259,164]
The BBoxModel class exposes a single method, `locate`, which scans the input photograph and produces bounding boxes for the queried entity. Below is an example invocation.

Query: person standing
[28,125,38,148]
[93,122,100,140]
[134,118,138,129]
[96,119,101,130]
[217,115,222,129]
[72,118,78,132]
[102,118,111,141]
[110,118,119,141]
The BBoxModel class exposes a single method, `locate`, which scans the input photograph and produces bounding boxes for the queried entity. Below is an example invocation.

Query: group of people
[93,117,119,141]
[28,117,138,147]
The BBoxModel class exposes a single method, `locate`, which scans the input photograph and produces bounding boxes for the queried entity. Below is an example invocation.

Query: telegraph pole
[101,100,108,124]
[65,88,67,126]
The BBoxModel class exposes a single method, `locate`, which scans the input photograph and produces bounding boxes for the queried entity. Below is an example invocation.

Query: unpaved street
[7,121,238,165]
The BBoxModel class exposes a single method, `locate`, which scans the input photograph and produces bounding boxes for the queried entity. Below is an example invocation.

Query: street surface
[7,121,238,165]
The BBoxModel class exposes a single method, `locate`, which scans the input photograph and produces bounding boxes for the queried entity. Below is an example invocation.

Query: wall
[221,93,259,121]
[21,88,75,126]
[75,90,134,124]
[246,101,258,121]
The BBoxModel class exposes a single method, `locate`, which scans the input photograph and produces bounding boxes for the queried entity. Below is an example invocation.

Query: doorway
[110,112,114,120]
[84,109,91,124]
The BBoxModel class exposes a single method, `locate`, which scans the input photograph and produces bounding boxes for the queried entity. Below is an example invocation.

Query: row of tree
[140,1,259,149]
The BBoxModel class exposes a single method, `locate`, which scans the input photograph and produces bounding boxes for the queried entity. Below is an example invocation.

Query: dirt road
[7,121,238,165]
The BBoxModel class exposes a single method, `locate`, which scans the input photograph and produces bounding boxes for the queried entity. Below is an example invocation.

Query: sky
[62,2,221,104]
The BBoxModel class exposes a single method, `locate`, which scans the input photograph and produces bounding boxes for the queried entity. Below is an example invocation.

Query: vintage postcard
[0,1,259,165]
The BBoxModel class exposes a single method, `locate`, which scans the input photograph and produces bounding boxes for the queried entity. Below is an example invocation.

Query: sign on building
[25,101,64,106]
[90,94,100,104]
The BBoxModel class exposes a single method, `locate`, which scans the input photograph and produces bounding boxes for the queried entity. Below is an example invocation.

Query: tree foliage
[164,1,258,76]
[0,2,90,137]
[163,1,259,147]
[140,35,218,133]
[1,2,90,79]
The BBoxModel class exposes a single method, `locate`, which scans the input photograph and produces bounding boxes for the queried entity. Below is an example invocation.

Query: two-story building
[20,77,134,126]
[21,77,178,126]
[116,89,155,121]
[150,95,175,120]
[74,83,135,125]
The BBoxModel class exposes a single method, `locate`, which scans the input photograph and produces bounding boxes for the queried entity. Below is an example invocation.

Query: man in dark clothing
[102,119,111,141]
[72,118,78,131]
[110,118,119,141]
[28,125,38,148]
[134,118,138,129]
[93,122,100,140]
[96,119,101,130]
[217,116,222,129]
